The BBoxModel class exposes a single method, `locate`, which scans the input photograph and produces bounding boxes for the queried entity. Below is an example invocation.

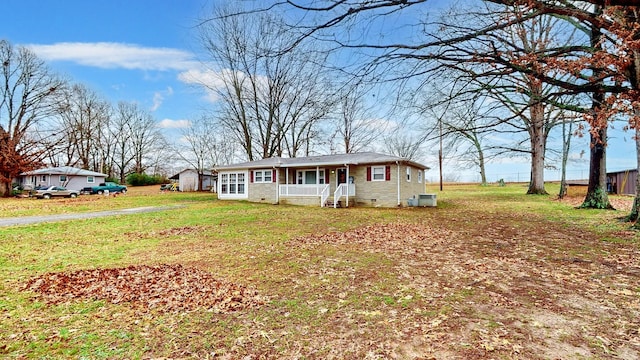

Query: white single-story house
[170,169,216,192]
[17,166,108,191]
[214,152,430,207]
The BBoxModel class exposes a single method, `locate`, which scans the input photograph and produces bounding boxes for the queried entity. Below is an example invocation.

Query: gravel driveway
[0,206,182,227]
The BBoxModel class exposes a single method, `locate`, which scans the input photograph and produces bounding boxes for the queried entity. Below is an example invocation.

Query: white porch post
[275,168,279,204]
[396,161,401,206]
[346,165,350,207]
[285,167,289,196]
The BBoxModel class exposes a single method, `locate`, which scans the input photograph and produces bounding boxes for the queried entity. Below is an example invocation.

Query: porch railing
[333,184,355,208]
[320,184,330,207]
[279,184,327,196]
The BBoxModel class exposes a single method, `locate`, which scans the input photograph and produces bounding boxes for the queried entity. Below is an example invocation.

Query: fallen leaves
[289,222,454,254]
[22,264,265,313]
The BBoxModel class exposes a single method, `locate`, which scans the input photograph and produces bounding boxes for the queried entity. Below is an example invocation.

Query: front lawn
[1,183,638,359]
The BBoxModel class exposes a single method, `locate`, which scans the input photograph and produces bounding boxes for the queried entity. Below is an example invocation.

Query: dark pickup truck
[80,182,127,195]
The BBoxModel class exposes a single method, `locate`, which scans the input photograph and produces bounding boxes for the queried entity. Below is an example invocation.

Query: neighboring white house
[170,169,216,192]
[214,152,430,207]
[17,166,108,191]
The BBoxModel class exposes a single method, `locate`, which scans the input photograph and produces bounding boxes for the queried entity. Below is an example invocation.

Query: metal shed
[607,169,637,195]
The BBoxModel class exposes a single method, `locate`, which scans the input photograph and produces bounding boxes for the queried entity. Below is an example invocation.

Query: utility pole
[439,115,443,191]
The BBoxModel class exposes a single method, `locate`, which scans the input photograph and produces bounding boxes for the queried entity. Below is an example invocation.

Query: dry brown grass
[2,183,639,359]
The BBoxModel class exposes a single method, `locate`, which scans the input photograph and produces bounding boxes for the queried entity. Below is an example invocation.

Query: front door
[337,168,347,185]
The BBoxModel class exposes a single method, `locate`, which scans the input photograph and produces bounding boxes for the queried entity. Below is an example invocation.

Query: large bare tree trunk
[628,125,640,225]
[580,8,612,210]
[580,127,612,209]
[527,102,547,194]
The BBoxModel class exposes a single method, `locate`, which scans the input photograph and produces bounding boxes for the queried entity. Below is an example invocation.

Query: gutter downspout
[396,161,401,206]
[275,167,279,204]
[346,164,350,208]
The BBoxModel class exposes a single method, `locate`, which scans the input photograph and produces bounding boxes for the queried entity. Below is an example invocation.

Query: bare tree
[178,115,220,189]
[384,119,427,161]
[56,83,111,169]
[439,97,501,185]
[331,85,383,154]
[0,40,67,196]
[198,5,333,160]
[110,102,164,182]
[129,112,165,175]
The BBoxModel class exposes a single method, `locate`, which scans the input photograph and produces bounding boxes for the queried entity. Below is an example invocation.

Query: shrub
[126,173,167,186]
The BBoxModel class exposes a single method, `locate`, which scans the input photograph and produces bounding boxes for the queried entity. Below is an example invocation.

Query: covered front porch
[278,166,355,207]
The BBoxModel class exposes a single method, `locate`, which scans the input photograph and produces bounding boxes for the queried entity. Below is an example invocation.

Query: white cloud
[158,118,191,129]
[178,68,227,102]
[177,67,269,103]
[151,86,174,112]
[26,42,197,71]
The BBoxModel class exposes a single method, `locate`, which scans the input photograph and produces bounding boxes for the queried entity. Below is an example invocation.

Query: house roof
[607,168,637,175]
[214,152,429,171]
[21,166,107,177]
[170,169,215,179]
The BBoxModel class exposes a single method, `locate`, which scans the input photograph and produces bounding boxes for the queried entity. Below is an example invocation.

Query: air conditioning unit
[418,193,437,207]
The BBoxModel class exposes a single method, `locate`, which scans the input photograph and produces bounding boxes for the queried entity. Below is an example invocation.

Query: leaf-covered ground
[23,264,265,314]
[5,188,640,359]
[284,220,640,359]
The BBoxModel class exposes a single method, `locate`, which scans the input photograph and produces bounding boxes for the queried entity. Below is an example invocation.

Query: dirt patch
[124,225,205,240]
[559,195,634,211]
[22,264,265,313]
[287,220,640,359]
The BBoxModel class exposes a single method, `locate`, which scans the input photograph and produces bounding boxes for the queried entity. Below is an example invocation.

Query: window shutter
[272,169,277,183]
[385,165,391,181]
[326,168,330,184]
[250,171,254,183]
[366,167,371,181]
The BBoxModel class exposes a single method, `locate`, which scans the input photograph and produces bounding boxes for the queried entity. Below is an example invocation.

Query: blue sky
[2,0,209,130]
[1,0,636,182]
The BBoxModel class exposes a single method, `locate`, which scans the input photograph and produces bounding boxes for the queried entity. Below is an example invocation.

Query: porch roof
[214,152,429,171]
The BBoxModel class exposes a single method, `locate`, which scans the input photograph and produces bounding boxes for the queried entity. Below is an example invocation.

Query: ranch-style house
[214,152,431,207]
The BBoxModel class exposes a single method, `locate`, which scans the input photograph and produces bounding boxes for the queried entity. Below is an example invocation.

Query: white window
[220,172,246,195]
[59,175,67,182]
[406,167,411,182]
[418,170,423,183]
[254,169,272,183]
[87,176,95,183]
[297,169,325,184]
[372,166,385,181]
[41,175,47,182]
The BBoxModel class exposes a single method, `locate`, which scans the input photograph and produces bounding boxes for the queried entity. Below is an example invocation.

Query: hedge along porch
[214,152,430,208]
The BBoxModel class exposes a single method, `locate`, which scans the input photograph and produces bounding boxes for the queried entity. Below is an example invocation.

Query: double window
[297,169,325,184]
[372,166,386,181]
[253,169,273,183]
[220,172,246,195]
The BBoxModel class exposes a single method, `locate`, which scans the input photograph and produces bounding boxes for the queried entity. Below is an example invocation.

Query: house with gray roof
[213,152,430,207]
[17,166,108,191]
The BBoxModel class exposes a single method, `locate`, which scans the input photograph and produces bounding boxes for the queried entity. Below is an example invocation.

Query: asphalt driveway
[0,206,182,227]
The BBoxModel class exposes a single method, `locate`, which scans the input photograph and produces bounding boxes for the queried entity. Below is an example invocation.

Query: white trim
[253,169,272,183]
[218,171,249,200]
[372,166,385,181]
[296,168,326,185]
[397,162,401,206]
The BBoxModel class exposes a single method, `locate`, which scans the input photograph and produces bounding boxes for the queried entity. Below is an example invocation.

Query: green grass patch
[1,184,639,358]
